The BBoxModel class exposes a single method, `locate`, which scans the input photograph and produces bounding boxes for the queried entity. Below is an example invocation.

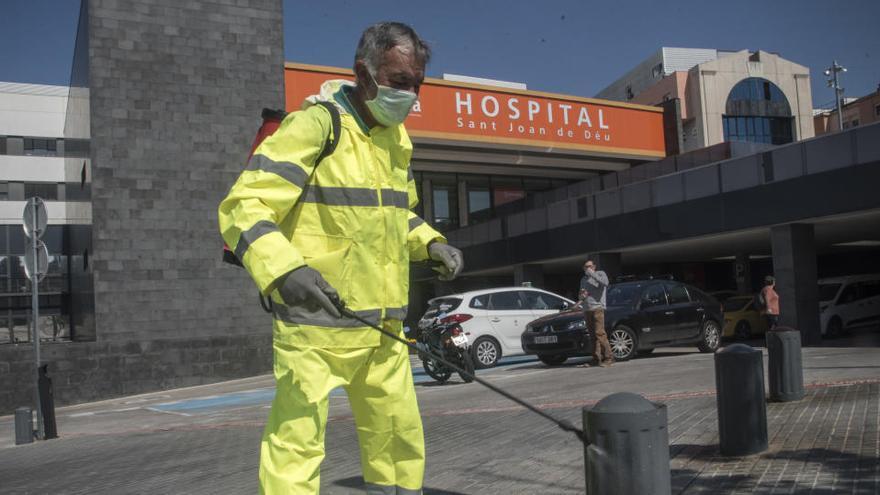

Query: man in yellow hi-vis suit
[219,22,463,495]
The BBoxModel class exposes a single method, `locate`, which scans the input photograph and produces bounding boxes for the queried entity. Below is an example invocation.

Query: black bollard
[766,326,804,402]
[714,344,767,456]
[38,364,58,439]
[15,407,33,445]
[583,392,671,495]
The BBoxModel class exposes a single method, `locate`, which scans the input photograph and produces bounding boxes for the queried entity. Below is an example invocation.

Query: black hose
[329,295,587,444]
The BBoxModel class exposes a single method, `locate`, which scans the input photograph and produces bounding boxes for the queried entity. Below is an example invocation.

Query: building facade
[597,47,815,152]
[814,88,880,135]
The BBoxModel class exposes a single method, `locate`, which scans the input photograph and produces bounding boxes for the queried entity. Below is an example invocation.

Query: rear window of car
[665,283,691,304]
[424,297,462,316]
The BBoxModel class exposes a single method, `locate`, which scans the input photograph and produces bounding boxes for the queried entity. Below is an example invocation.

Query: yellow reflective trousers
[260,322,423,495]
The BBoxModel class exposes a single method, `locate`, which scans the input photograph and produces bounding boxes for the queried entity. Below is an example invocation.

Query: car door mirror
[559,301,571,311]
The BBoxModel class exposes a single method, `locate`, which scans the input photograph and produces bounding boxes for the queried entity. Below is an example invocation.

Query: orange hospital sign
[285,63,666,158]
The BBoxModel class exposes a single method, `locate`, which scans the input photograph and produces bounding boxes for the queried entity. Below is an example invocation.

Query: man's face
[359,44,425,97]
[584,262,595,273]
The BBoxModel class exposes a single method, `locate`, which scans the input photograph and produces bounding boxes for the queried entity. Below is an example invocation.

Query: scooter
[417,315,475,384]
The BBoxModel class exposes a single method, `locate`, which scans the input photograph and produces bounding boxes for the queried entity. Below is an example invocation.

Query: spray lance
[327,293,587,444]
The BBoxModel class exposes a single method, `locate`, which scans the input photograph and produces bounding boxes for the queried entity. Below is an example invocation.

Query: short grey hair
[354,22,431,73]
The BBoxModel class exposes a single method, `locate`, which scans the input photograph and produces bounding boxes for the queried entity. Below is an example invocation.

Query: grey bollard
[15,407,33,445]
[766,326,804,402]
[714,344,767,456]
[583,392,671,495]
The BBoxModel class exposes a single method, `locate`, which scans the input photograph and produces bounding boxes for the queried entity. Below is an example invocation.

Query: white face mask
[364,70,418,126]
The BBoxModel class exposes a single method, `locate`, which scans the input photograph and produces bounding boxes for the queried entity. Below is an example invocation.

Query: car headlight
[566,320,586,331]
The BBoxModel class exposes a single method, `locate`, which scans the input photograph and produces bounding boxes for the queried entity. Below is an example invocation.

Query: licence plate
[534,335,558,344]
[451,334,469,347]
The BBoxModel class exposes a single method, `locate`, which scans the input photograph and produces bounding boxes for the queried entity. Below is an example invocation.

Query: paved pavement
[1,327,879,494]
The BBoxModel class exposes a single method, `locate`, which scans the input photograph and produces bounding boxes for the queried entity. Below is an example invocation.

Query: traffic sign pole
[23,197,47,440]
[31,203,43,440]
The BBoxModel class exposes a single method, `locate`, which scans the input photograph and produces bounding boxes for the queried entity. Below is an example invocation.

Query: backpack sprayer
[327,293,587,444]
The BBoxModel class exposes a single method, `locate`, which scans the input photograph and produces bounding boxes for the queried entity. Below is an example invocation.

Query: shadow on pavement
[670,445,876,493]
[332,476,469,494]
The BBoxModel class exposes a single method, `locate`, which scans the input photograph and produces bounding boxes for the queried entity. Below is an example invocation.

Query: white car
[419,287,576,368]
[818,274,880,336]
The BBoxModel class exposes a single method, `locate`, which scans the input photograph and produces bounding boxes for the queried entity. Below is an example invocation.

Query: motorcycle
[416,315,475,384]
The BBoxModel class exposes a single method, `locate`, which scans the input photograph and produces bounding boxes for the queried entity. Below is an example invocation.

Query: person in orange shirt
[762,275,780,329]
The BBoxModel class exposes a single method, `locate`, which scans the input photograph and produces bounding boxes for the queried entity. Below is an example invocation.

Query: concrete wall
[690,50,814,152]
[1,0,285,414]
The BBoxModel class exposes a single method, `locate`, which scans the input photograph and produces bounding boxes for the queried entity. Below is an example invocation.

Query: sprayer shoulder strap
[312,101,341,167]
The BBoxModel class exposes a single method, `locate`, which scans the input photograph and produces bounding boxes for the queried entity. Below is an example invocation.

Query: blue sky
[1,0,878,108]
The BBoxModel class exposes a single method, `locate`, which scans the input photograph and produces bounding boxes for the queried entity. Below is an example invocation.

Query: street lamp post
[824,61,847,132]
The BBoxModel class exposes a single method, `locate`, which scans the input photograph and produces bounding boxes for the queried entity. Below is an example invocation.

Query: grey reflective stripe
[246,154,310,189]
[302,186,378,207]
[364,483,421,495]
[385,306,408,320]
[234,220,280,260]
[381,189,409,209]
[408,216,425,232]
[273,302,381,328]
[300,186,410,209]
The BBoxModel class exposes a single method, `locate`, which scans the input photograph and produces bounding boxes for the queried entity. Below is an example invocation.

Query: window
[24,183,59,201]
[23,138,58,157]
[851,119,860,127]
[837,285,859,305]
[488,291,523,310]
[0,182,7,200]
[466,175,492,223]
[469,294,489,309]
[652,63,664,79]
[641,284,668,308]
[665,283,691,304]
[861,280,880,299]
[522,291,565,311]
[723,78,793,145]
[428,173,459,232]
[875,104,880,117]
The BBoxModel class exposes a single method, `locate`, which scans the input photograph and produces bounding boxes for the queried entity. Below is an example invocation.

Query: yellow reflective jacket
[219,80,444,348]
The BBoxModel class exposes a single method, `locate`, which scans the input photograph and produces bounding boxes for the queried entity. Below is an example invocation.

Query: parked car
[721,295,769,339]
[521,279,723,364]
[818,274,880,337]
[419,287,576,368]
[709,290,740,304]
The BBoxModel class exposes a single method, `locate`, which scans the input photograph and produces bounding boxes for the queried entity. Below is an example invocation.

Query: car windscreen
[423,297,462,317]
[818,283,841,302]
[723,297,752,312]
[607,284,641,307]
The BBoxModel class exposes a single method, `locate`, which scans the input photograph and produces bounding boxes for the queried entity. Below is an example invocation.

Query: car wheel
[697,320,721,353]
[734,320,752,340]
[608,326,636,361]
[472,337,501,368]
[538,354,568,366]
[826,317,843,338]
